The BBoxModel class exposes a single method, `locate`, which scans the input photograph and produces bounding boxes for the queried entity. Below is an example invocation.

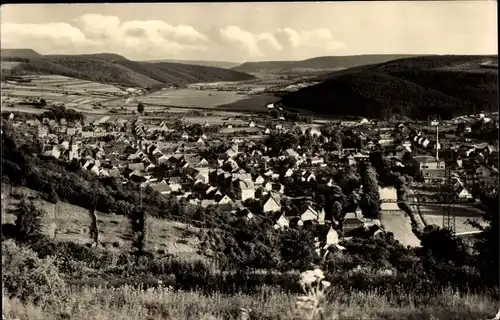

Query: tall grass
[3,285,498,320]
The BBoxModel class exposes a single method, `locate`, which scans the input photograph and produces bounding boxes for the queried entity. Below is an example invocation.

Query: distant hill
[1,48,42,59]
[279,55,498,120]
[1,51,255,88]
[146,59,240,69]
[232,54,419,73]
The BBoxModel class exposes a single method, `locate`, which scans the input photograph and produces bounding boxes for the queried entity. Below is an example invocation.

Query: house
[273,212,289,230]
[128,162,145,171]
[225,144,239,158]
[285,148,301,160]
[359,118,370,124]
[262,194,281,213]
[300,204,325,225]
[248,121,256,128]
[181,132,189,140]
[151,182,172,195]
[167,178,182,192]
[38,126,48,138]
[66,128,77,136]
[457,187,473,201]
[342,209,365,234]
[82,131,94,138]
[422,168,446,184]
[412,156,443,174]
[8,113,14,120]
[254,175,265,185]
[217,195,234,211]
[234,179,255,201]
[43,145,61,159]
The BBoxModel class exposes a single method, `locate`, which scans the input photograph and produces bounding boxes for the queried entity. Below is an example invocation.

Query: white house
[457,188,473,200]
[263,195,281,213]
[274,213,289,230]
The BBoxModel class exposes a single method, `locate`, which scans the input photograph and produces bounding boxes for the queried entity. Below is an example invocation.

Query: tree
[14,198,44,242]
[129,209,148,258]
[137,102,145,114]
[360,163,381,219]
[331,201,343,222]
[89,208,99,247]
[279,228,317,271]
[469,191,499,286]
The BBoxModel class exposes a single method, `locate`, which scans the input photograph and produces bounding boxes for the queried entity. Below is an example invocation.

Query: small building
[457,187,473,200]
[262,194,281,213]
[342,210,364,234]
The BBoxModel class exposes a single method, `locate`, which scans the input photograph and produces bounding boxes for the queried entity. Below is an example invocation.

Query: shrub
[2,240,66,305]
[14,198,44,242]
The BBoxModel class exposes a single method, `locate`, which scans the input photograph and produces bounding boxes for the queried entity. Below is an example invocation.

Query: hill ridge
[232,54,423,73]
[279,55,498,120]
[1,52,255,88]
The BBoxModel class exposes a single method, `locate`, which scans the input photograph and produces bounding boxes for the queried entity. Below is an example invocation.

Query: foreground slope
[2,52,255,88]
[279,55,498,119]
[232,54,419,73]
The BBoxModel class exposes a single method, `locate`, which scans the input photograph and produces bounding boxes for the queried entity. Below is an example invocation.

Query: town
[2,2,498,319]
[3,102,497,249]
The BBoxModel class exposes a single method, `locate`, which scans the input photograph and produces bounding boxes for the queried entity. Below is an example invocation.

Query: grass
[2,187,203,259]
[3,285,498,320]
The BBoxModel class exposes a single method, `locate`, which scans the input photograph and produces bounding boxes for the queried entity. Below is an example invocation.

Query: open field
[380,210,421,247]
[218,94,281,112]
[2,187,203,260]
[140,88,248,108]
[4,285,498,320]
[418,204,488,233]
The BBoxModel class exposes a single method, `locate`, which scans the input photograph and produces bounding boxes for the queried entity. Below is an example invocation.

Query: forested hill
[1,50,255,88]
[279,55,498,120]
[232,54,419,73]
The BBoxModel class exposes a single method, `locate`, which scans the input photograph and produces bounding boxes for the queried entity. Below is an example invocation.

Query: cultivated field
[1,75,132,113]
[380,210,421,247]
[2,187,202,260]
[140,88,248,109]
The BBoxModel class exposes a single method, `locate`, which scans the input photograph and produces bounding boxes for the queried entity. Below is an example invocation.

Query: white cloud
[1,14,210,60]
[219,26,344,59]
[1,14,345,61]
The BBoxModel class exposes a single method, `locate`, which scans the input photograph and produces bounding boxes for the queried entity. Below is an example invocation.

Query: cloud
[219,26,344,59]
[1,14,210,60]
[1,14,345,61]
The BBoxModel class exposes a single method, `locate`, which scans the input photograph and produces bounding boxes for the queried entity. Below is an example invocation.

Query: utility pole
[431,118,440,162]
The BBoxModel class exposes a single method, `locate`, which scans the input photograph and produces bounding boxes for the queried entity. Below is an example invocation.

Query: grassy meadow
[3,285,499,320]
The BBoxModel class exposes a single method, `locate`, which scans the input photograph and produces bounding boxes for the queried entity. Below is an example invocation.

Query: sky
[1,2,497,63]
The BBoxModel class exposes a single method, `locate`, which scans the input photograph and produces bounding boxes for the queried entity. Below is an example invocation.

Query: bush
[2,240,66,305]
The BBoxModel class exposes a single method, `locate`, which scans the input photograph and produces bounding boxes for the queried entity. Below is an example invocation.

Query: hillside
[1,53,255,88]
[146,59,240,69]
[1,48,42,59]
[232,54,419,73]
[279,55,498,120]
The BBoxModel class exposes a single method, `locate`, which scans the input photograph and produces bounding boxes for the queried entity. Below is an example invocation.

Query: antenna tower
[442,149,457,236]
